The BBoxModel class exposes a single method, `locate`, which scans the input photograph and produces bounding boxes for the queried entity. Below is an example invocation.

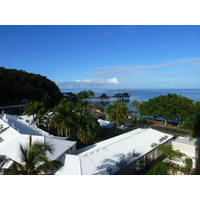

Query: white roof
[0,114,76,167]
[56,128,173,175]
[173,136,200,147]
[55,154,81,175]
[97,119,110,127]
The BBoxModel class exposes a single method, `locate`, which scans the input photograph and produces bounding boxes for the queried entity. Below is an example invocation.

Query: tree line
[0,67,62,107]
[130,93,200,126]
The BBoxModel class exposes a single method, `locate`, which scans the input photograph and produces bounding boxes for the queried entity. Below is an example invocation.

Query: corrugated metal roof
[0,114,76,168]
[55,154,81,175]
[56,128,173,175]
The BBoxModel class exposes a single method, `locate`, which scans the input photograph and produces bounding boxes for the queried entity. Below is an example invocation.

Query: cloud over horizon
[57,77,120,89]
[76,77,119,84]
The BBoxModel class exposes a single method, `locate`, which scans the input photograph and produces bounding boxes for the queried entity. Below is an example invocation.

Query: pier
[88,92,131,101]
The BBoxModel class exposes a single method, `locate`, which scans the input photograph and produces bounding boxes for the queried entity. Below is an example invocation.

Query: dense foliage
[179,103,200,139]
[106,101,128,133]
[0,67,62,107]
[130,93,195,126]
[145,162,178,175]
[76,90,95,101]
[48,98,99,144]
[146,94,194,125]
[157,144,183,161]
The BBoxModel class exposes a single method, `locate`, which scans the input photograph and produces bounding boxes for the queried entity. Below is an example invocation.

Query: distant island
[0,67,62,107]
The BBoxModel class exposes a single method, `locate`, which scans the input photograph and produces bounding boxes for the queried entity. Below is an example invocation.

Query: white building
[55,128,174,175]
[0,113,76,170]
[172,136,200,169]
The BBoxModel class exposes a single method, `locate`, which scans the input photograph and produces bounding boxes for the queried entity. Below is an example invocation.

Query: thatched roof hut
[98,93,109,99]
[123,92,130,97]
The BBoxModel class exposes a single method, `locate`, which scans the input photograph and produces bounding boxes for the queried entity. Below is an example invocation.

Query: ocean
[61,88,200,107]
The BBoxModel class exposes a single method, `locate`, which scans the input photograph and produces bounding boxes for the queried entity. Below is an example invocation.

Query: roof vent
[159,135,168,143]
[132,152,138,157]
[0,137,4,143]
[117,160,127,168]
[151,143,157,148]
[106,167,112,175]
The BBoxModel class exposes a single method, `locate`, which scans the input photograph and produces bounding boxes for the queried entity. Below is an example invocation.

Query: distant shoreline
[61,88,200,102]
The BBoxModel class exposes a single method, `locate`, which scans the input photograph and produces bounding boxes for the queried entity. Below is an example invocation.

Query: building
[0,113,76,170]
[55,128,174,175]
[172,136,200,170]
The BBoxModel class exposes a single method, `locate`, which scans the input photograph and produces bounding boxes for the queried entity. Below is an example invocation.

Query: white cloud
[76,77,119,84]
[87,64,172,77]
[57,78,120,89]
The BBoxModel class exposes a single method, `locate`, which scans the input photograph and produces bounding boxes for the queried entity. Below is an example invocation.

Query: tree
[138,101,148,116]
[1,134,62,175]
[157,144,183,162]
[23,101,47,126]
[76,109,99,143]
[146,94,193,126]
[183,158,193,174]
[175,96,194,126]
[49,98,77,138]
[106,101,128,133]
[76,90,95,101]
[179,104,200,140]
[130,100,140,113]
[145,162,173,175]
[0,67,62,107]
[77,100,92,110]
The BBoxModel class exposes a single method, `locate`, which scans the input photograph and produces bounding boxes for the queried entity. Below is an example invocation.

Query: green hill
[0,67,62,107]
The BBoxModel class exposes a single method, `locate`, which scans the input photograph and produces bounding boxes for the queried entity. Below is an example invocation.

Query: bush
[145,162,178,175]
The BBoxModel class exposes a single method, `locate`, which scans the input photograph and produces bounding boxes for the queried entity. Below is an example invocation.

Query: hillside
[0,67,62,107]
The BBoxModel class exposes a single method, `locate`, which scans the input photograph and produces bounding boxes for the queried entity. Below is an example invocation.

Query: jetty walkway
[88,92,131,101]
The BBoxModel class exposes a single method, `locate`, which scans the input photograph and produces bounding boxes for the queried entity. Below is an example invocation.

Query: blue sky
[1,25,200,90]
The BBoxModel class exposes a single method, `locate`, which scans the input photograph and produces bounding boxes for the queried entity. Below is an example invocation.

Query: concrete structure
[172,136,200,169]
[0,113,76,170]
[55,128,173,175]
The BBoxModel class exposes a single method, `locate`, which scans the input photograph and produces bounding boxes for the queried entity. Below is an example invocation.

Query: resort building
[1,113,185,175]
[0,113,76,170]
[172,136,200,170]
[55,128,174,175]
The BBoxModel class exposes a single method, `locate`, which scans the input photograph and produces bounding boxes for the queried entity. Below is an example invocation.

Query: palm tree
[49,98,77,138]
[77,100,92,110]
[23,101,47,126]
[106,101,128,133]
[179,103,200,140]
[1,134,62,175]
[179,114,200,140]
[76,109,99,143]
[130,100,140,113]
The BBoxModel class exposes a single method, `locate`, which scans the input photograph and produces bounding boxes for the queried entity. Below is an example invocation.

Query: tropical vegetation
[145,162,178,175]
[130,93,195,126]
[48,99,77,138]
[0,134,62,175]
[23,100,47,126]
[76,90,95,101]
[179,103,200,140]
[0,67,62,107]
[146,144,193,175]
[48,98,99,144]
[106,101,128,133]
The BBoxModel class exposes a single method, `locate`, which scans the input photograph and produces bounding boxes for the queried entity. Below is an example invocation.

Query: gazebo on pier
[114,92,130,101]
[98,93,109,100]
[89,92,130,101]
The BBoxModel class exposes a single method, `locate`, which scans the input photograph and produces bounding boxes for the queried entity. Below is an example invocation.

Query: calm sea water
[61,88,200,123]
[61,88,200,108]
